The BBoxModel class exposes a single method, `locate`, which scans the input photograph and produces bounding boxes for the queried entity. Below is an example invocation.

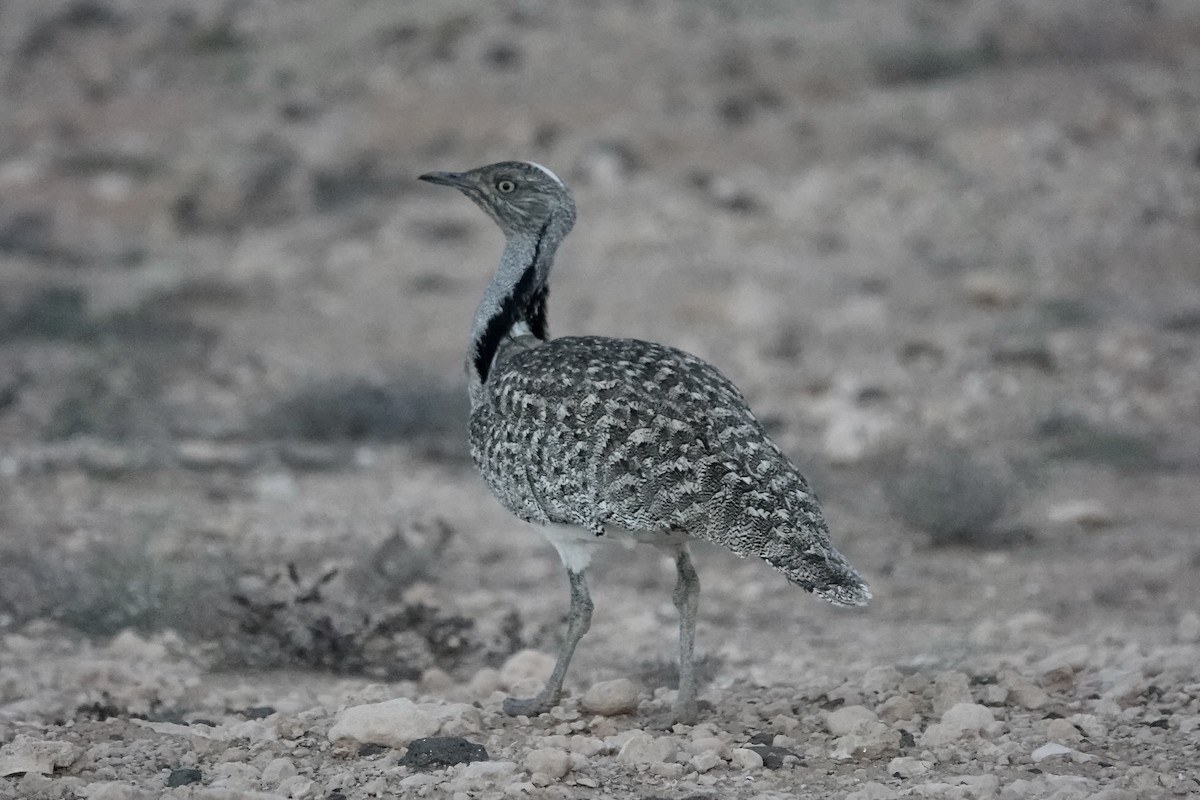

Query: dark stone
[358,743,387,757]
[241,705,276,719]
[899,729,916,748]
[746,744,801,770]
[400,737,489,769]
[746,732,776,746]
[166,767,203,787]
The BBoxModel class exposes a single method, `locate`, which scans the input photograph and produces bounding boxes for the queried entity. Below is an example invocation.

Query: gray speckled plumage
[472,335,868,606]
[419,161,869,724]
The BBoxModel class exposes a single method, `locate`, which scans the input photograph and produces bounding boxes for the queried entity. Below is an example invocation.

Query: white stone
[327,698,439,748]
[277,775,317,798]
[878,695,918,724]
[261,757,297,785]
[499,649,555,689]
[616,731,676,764]
[1045,718,1082,743]
[931,671,973,715]
[887,756,931,778]
[690,750,724,773]
[1031,742,1075,763]
[920,703,994,747]
[825,705,879,736]
[1001,671,1050,709]
[468,667,501,698]
[687,737,730,758]
[0,737,78,777]
[845,781,900,800]
[730,748,764,770]
[861,666,903,696]
[568,735,605,757]
[1046,500,1113,529]
[832,723,902,760]
[525,748,571,780]
[580,678,639,716]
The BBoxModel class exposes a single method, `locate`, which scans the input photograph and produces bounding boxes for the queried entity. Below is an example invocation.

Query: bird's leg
[503,568,593,717]
[672,546,700,725]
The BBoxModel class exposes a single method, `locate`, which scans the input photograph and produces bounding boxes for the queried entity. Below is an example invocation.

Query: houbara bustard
[419,161,869,724]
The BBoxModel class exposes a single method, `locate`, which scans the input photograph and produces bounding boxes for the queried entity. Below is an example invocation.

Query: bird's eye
[496,179,517,194]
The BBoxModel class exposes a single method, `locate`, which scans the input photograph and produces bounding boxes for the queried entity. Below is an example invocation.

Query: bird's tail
[761,536,872,607]
[701,468,871,607]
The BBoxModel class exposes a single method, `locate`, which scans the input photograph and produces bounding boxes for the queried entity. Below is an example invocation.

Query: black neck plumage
[472,220,551,384]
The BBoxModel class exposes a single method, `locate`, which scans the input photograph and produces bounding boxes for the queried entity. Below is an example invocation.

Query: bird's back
[470,335,869,606]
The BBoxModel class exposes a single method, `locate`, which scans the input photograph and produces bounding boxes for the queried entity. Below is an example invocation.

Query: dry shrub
[882,437,1025,547]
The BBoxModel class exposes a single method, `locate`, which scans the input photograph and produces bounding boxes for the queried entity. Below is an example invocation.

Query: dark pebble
[746,744,801,769]
[400,736,489,769]
[166,767,202,787]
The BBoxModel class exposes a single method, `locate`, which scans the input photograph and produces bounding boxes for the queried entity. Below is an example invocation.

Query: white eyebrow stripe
[527,161,564,187]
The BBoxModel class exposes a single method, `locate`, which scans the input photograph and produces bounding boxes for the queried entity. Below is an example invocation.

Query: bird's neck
[468,218,563,402]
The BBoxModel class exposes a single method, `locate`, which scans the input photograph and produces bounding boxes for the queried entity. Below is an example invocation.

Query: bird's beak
[418,171,471,190]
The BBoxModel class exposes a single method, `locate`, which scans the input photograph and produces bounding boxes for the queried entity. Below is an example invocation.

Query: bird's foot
[502,693,557,717]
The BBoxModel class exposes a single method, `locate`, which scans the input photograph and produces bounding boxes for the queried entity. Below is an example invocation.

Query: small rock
[845,781,900,800]
[448,761,519,793]
[1036,646,1089,691]
[746,744,800,769]
[1046,500,1113,529]
[0,737,79,777]
[580,678,639,716]
[401,737,488,769]
[1045,718,1082,743]
[420,667,456,693]
[961,271,1021,308]
[920,703,994,747]
[877,695,918,724]
[165,767,203,787]
[690,750,724,773]
[568,736,604,757]
[1103,675,1147,708]
[327,698,439,748]
[887,756,931,778]
[832,723,902,760]
[730,748,764,770]
[468,668,501,698]
[931,671,973,715]
[261,757,296,786]
[861,666,903,696]
[1070,713,1105,739]
[649,761,685,779]
[525,748,570,780]
[1030,742,1075,763]
[499,649,555,690]
[825,705,878,736]
[687,737,729,758]
[616,732,676,764]
[277,775,317,798]
[1001,671,1050,709]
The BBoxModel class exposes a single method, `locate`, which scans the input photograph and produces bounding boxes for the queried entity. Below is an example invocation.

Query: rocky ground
[1,0,1199,798]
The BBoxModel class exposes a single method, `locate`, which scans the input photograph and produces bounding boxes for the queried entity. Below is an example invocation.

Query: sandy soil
[1,1,1199,798]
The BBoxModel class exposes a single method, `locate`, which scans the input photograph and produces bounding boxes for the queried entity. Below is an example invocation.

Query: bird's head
[419,161,576,238]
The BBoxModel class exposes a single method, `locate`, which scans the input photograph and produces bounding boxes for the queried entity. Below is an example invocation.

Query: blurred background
[0,0,1198,697]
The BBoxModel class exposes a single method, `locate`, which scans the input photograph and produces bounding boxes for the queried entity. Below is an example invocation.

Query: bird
[419,161,870,724]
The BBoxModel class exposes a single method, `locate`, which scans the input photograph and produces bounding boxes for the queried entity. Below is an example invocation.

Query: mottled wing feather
[470,335,869,605]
